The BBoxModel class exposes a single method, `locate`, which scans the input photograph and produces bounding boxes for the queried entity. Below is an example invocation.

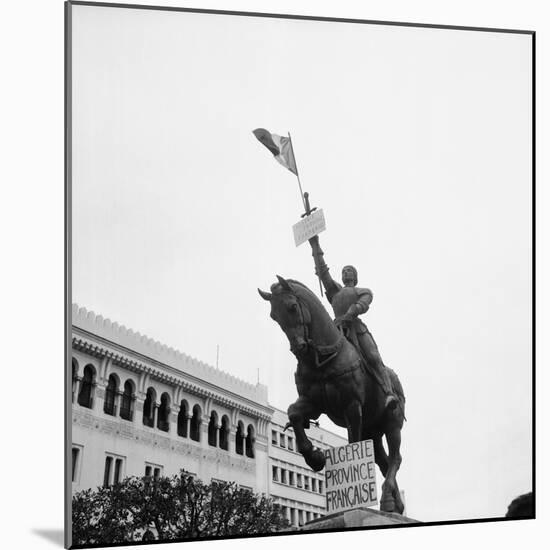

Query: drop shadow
[33,528,65,547]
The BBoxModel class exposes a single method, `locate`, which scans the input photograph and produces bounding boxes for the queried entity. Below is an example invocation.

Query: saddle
[335,319,399,399]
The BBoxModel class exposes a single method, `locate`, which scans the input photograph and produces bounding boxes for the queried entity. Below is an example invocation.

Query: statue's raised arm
[308,235,341,303]
[307,232,398,413]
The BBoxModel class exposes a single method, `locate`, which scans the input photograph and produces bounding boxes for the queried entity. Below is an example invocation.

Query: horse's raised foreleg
[287,397,326,472]
[380,426,404,515]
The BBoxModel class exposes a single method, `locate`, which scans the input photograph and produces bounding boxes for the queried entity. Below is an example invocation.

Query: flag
[252,128,298,175]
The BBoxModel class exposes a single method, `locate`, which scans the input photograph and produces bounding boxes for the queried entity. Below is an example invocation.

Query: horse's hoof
[305,449,326,472]
[393,494,405,515]
[380,497,396,513]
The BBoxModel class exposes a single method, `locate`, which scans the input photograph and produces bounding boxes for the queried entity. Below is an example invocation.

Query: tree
[207,480,289,537]
[72,471,289,546]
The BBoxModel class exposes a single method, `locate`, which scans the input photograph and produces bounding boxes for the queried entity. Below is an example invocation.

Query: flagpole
[288,132,324,297]
[288,132,306,212]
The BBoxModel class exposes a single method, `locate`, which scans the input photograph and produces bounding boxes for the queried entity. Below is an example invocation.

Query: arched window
[157,392,171,432]
[219,415,230,451]
[103,374,119,416]
[72,359,79,403]
[177,400,188,438]
[245,424,255,458]
[235,422,244,455]
[143,387,156,428]
[120,379,135,421]
[77,364,96,408]
[190,405,201,442]
[208,411,218,447]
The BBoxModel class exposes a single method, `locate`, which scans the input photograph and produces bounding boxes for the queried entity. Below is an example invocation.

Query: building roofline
[72,304,269,407]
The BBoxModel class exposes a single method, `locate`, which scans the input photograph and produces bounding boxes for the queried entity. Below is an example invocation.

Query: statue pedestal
[300,507,420,531]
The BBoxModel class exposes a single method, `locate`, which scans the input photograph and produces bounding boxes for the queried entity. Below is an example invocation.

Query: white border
[2,1,544,549]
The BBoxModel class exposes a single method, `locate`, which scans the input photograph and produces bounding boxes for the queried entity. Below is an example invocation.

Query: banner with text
[292,208,326,247]
[324,440,378,514]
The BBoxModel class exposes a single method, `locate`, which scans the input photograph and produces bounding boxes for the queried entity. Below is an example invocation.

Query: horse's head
[258,275,312,356]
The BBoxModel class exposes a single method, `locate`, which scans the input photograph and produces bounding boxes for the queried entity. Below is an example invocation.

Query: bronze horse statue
[259,275,405,514]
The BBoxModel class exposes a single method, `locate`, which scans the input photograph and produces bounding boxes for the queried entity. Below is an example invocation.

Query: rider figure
[308,235,398,411]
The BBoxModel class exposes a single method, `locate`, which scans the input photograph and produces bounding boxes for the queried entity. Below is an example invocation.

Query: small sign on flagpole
[292,209,326,247]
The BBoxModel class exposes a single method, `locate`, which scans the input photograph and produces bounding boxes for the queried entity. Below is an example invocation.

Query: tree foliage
[72,471,289,546]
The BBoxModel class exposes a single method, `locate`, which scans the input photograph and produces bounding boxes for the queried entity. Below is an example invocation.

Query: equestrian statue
[258,230,406,514]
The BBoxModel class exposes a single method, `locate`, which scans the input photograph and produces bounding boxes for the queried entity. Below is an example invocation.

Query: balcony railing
[143,416,154,428]
[104,398,116,416]
[157,419,170,432]
[120,406,133,421]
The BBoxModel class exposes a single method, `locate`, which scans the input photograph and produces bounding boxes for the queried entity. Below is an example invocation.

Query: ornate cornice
[72,304,269,404]
[72,335,273,422]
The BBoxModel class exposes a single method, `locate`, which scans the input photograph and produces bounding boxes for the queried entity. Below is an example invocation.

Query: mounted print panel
[65,1,534,548]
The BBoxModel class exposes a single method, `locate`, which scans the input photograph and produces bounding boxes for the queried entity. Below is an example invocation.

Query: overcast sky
[71,4,532,522]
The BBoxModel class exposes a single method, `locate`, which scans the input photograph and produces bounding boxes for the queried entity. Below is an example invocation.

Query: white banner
[324,440,378,514]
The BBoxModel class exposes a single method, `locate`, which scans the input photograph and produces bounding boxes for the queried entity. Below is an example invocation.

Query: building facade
[71,305,347,528]
[268,408,346,526]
